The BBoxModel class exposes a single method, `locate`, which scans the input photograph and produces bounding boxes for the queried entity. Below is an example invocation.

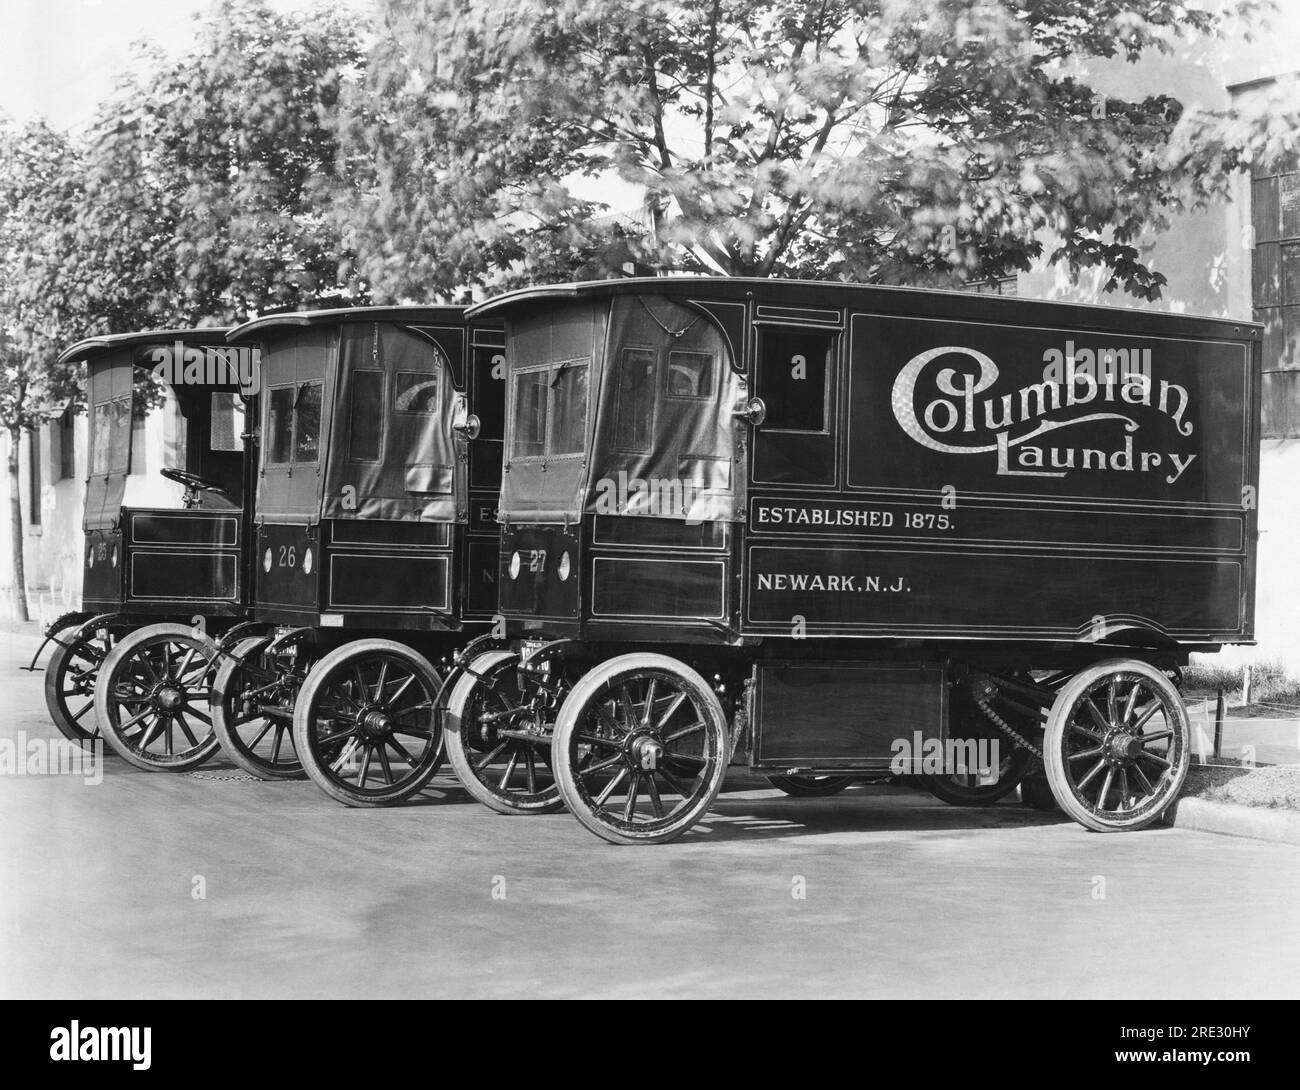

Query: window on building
[28,430,41,527]
[1251,152,1300,437]
[962,276,1019,296]
[58,408,76,480]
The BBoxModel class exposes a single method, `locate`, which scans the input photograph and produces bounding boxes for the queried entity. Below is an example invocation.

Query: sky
[0,0,374,131]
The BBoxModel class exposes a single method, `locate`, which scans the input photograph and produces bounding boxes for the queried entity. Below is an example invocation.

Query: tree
[344,0,1297,299]
[0,119,89,620]
[76,0,372,328]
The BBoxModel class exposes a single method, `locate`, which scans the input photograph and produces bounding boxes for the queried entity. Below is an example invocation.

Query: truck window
[757,327,833,432]
[267,382,322,464]
[395,370,438,413]
[511,359,588,458]
[512,370,548,457]
[349,371,384,461]
[473,347,505,443]
[210,392,244,453]
[267,386,294,464]
[549,361,588,455]
[616,348,656,450]
[294,382,322,461]
[91,397,131,475]
[666,350,715,399]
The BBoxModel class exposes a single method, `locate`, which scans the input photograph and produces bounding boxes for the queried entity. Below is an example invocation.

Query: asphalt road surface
[2,629,1297,999]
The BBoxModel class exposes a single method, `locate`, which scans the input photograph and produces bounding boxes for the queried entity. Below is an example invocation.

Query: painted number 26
[278,545,297,567]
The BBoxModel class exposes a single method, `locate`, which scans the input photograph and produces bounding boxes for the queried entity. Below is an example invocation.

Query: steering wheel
[160,467,229,496]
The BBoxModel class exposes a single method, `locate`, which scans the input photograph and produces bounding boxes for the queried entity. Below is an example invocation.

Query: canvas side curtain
[321,323,461,522]
[587,294,746,523]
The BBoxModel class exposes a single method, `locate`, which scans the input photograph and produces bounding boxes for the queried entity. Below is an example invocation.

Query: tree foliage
[0,118,87,432]
[344,0,1297,299]
[75,0,370,329]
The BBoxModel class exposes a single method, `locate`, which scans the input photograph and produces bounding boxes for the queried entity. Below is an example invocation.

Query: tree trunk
[7,426,30,622]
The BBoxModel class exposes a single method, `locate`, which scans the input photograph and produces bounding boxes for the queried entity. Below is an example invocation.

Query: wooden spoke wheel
[212,636,308,780]
[444,650,565,815]
[552,654,729,845]
[45,620,119,750]
[1044,659,1190,832]
[766,774,856,797]
[292,640,445,807]
[94,623,221,771]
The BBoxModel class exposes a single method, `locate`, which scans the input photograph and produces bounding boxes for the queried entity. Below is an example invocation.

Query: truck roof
[57,328,230,366]
[226,305,468,344]
[466,276,1262,343]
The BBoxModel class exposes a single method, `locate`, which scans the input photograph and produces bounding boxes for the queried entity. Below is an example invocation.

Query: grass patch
[1182,764,1300,810]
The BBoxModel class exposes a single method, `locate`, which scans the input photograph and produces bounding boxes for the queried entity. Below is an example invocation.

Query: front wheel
[1043,659,1190,832]
[45,620,118,750]
[551,654,729,845]
[94,623,221,771]
[444,651,565,814]
[292,640,445,807]
[211,636,307,780]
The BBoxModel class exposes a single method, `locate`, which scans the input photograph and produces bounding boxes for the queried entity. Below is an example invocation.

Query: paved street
[1,629,1297,1000]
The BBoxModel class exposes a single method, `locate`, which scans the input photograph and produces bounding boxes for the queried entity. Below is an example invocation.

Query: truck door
[751,322,840,487]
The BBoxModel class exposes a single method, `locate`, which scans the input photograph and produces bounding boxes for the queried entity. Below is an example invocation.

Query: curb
[1169,797,1300,846]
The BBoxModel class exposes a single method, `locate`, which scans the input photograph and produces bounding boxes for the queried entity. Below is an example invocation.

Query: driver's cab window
[755,327,834,432]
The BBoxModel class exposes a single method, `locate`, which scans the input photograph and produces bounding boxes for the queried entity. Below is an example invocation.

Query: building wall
[0,408,184,626]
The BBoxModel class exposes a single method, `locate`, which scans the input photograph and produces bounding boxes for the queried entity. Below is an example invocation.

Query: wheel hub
[360,707,393,738]
[1105,730,1143,764]
[156,686,185,712]
[629,734,664,771]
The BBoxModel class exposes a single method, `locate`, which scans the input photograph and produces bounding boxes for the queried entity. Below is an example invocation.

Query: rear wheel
[45,620,118,750]
[211,636,307,780]
[292,640,445,807]
[1043,659,1190,831]
[552,654,729,845]
[924,747,1033,806]
[444,651,564,814]
[94,623,221,772]
[766,774,856,797]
